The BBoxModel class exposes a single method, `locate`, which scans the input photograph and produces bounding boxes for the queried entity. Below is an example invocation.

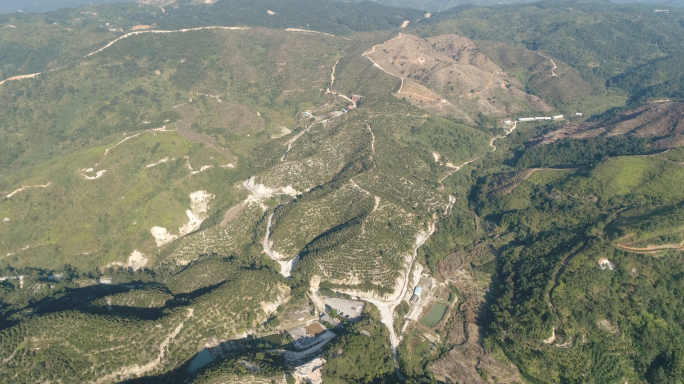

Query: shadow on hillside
[0,280,228,330]
[120,334,290,384]
[121,364,189,384]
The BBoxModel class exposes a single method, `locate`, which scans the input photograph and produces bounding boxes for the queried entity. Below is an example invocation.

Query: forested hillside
[2,0,684,383]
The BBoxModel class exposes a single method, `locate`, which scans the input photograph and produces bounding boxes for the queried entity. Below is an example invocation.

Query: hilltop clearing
[364,33,551,123]
[4,1,684,383]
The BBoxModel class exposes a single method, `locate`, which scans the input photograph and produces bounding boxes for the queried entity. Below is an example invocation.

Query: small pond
[188,348,214,373]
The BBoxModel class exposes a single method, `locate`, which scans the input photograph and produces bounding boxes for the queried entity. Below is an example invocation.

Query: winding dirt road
[490,121,517,153]
[537,52,558,77]
[282,124,314,161]
[439,158,479,183]
[362,220,436,356]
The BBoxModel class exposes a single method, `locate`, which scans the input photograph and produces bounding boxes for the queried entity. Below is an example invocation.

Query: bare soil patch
[431,244,522,383]
[220,205,245,227]
[363,33,550,122]
[530,102,684,149]
[131,25,154,31]
[305,322,326,337]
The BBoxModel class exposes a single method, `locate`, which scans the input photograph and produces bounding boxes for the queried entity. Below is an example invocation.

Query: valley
[1,0,684,383]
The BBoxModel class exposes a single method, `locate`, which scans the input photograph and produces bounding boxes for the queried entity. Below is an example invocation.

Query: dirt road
[537,52,558,77]
[439,158,479,183]
[490,121,517,152]
[282,124,314,161]
[330,59,338,87]
[617,241,684,253]
[363,220,436,355]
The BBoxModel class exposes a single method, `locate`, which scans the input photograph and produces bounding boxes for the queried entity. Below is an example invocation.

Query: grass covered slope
[0,0,423,81]
[0,27,359,270]
[3,1,684,383]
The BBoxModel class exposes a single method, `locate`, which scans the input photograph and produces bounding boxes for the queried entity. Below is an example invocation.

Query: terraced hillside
[2,1,684,383]
[0,27,358,270]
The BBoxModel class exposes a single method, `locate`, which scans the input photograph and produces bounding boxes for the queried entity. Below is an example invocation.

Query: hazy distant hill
[0,0,135,14]
[3,0,683,15]
[3,0,682,14]
[3,0,684,383]
[343,0,684,11]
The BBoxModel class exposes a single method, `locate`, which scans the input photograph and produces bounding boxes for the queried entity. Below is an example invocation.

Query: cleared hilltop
[1,1,684,383]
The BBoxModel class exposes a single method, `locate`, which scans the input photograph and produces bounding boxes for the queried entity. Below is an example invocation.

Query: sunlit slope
[0,23,498,294]
[0,28,359,270]
[427,2,684,86]
[530,102,684,149]
[0,0,424,82]
[362,33,552,123]
[469,134,684,382]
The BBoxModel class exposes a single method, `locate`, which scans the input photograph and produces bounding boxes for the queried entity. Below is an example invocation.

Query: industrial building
[517,114,564,122]
[410,286,423,303]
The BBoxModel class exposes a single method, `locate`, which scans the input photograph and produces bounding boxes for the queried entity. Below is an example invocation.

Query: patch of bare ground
[431,324,521,384]
[597,319,620,334]
[220,205,245,227]
[431,244,523,383]
[130,25,154,31]
[292,357,325,384]
[105,250,148,271]
[305,322,326,336]
[362,33,550,123]
[530,102,684,149]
